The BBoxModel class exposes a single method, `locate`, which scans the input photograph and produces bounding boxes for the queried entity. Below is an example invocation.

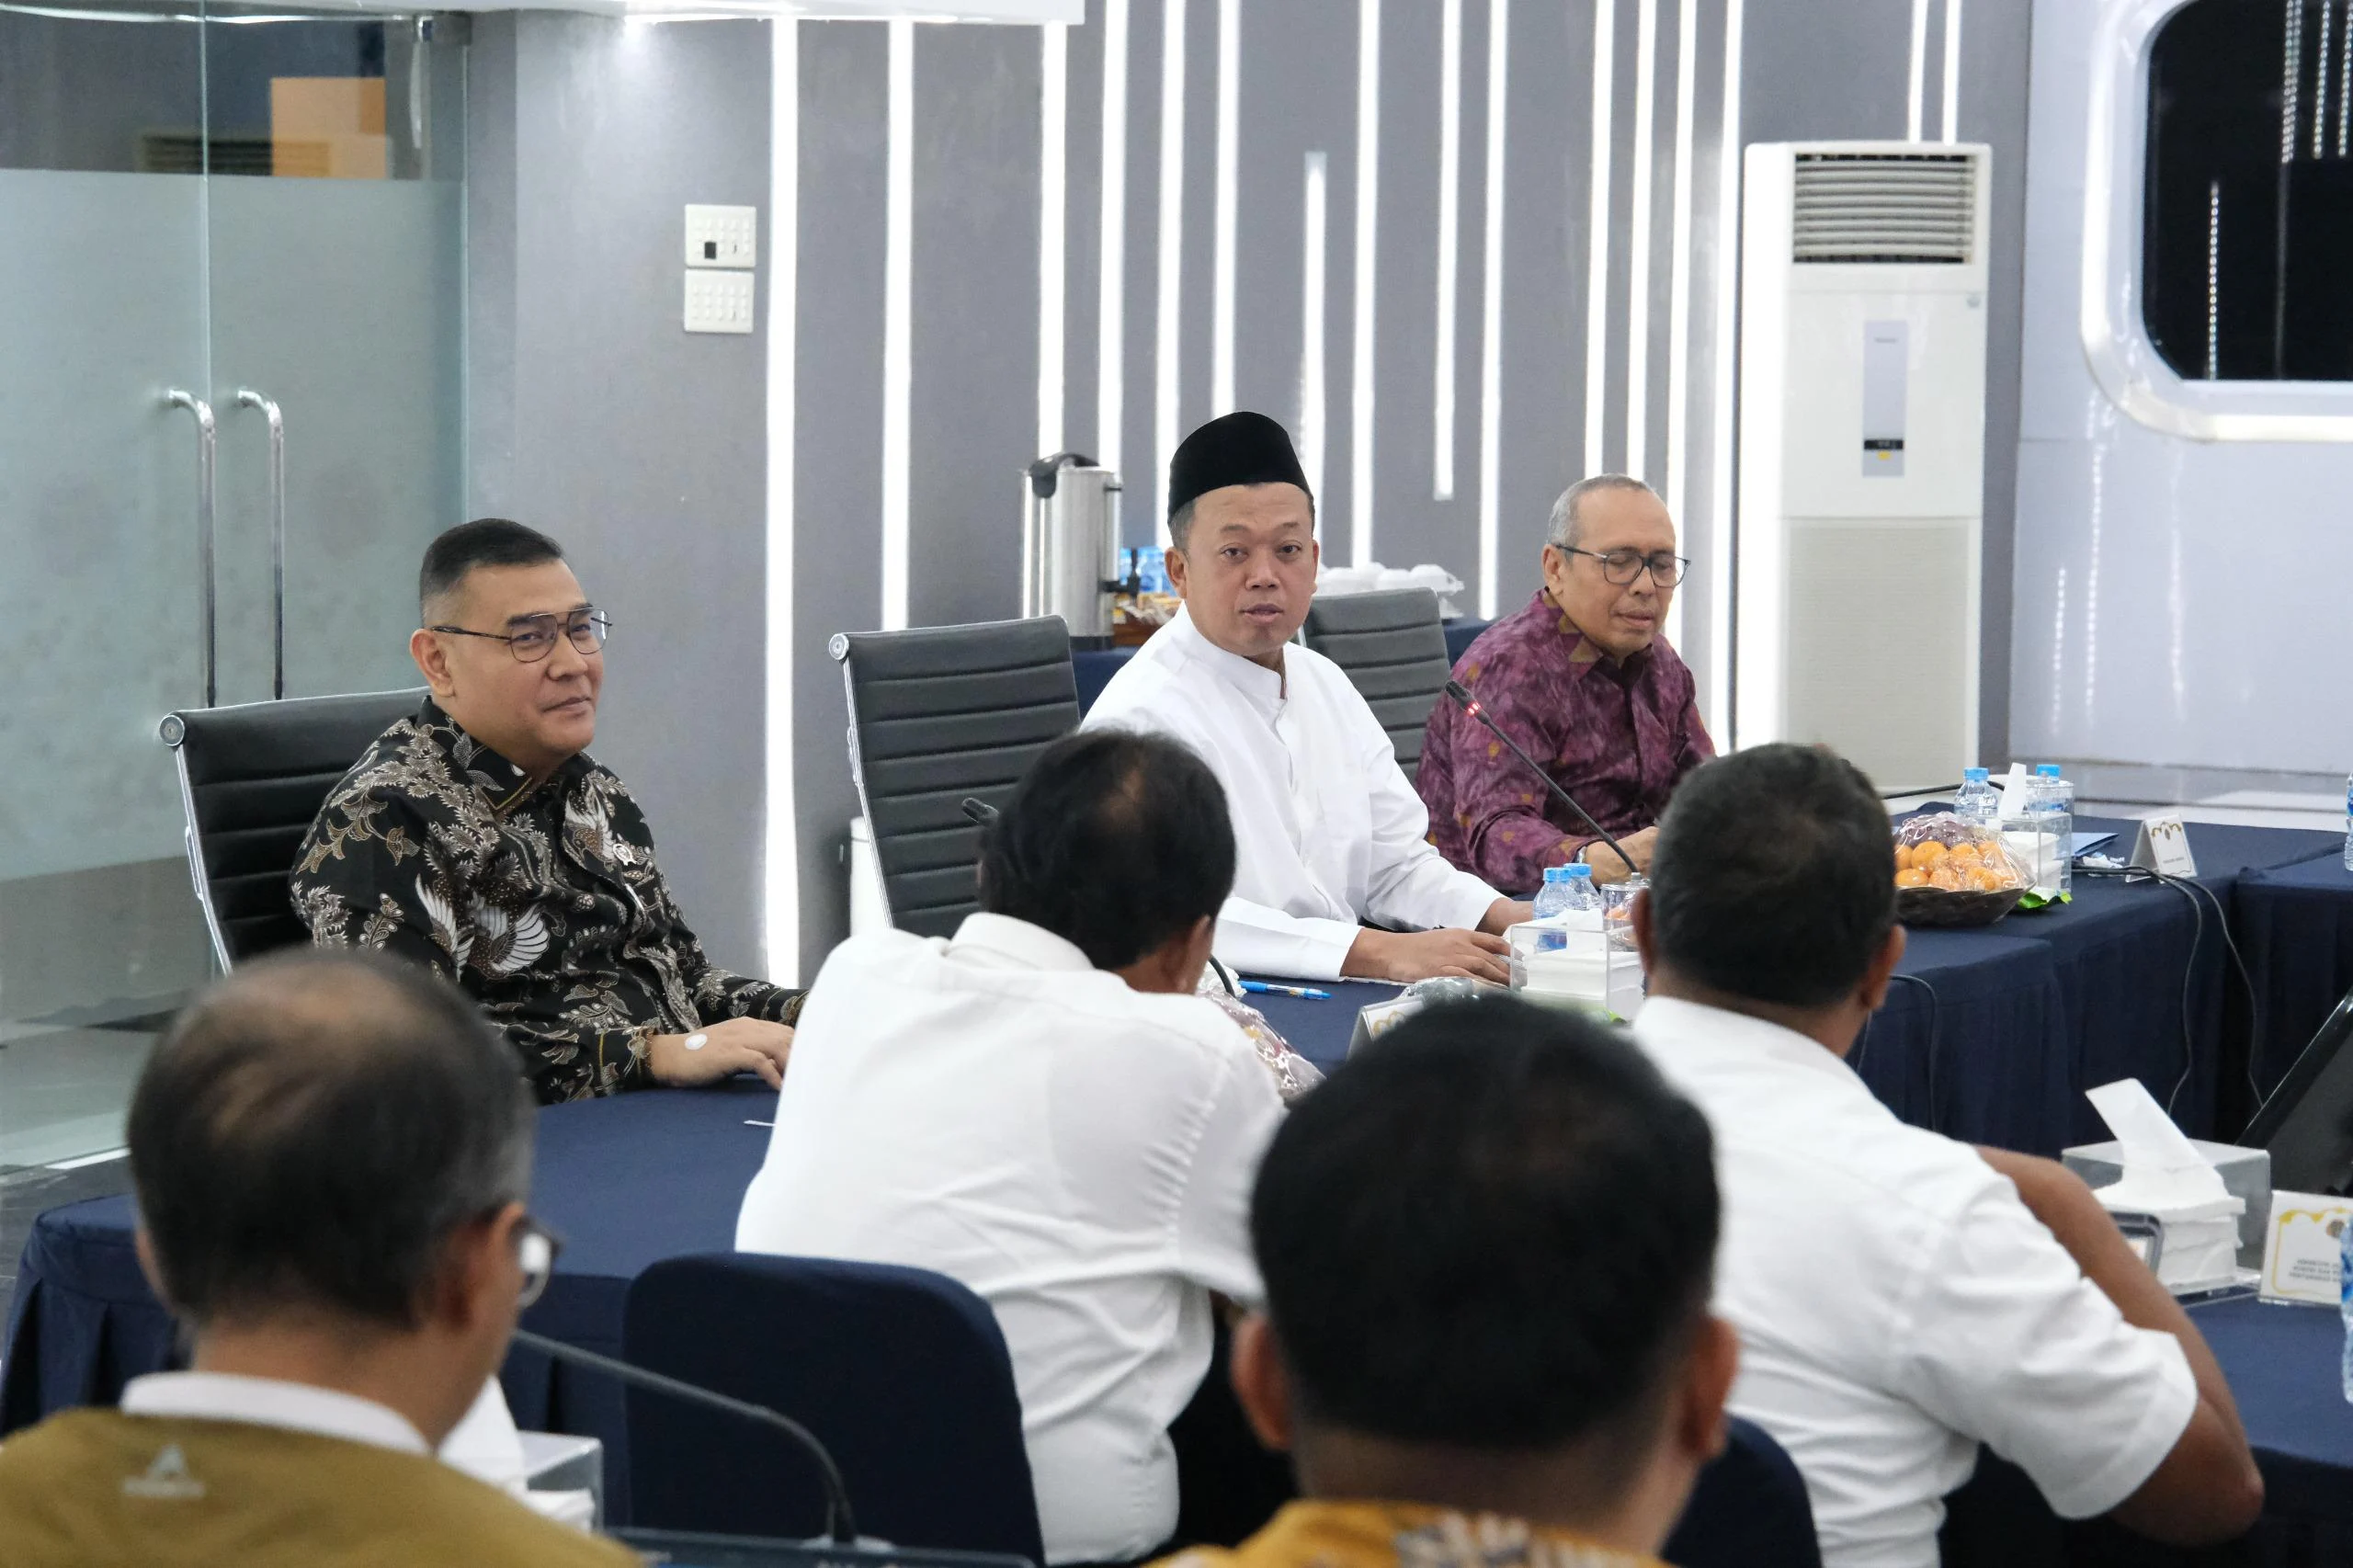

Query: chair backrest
[623,1252,1044,1563]
[159,687,426,969]
[1301,588,1451,778]
[1661,1415,1822,1568]
[832,618,1081,938]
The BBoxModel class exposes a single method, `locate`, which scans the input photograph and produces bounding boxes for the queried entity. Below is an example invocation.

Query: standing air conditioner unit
[1734,142,1990,793]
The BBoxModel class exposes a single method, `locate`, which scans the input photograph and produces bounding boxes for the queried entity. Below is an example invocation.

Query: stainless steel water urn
[1022,452,1124,648]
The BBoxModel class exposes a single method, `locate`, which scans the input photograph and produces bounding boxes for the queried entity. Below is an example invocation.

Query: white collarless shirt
[1632,997,2198,1568]
[1081,607,1501,979]
[734,913,1285,1566]
[121,1372,430,1455]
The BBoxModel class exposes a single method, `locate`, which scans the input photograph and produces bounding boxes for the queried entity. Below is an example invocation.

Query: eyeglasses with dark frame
[1557,547,1688,588]
[515,1212,565,1308]
[430,610,612,664]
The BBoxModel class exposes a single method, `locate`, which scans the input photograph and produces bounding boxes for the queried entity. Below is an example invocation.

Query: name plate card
[2131,815,2200,878]
[2257,1190,2353,1306]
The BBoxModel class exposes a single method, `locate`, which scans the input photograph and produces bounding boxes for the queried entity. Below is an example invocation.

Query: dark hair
[130,950,534,1331]
[1647,743,1896,1007]
[420,517,566,617]
[1253,996,1717,1472]
[979,729,1235,971]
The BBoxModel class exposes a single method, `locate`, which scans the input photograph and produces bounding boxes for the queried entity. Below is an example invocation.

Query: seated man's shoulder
[0,1410,634,1568]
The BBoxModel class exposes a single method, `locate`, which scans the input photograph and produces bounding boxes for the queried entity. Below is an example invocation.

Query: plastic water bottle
[1954,767,1999,830]
[2030,764,2075,899]
[1529,865,1584,952]
[2340,1217,2353,1403]
[2342,774,2353,870]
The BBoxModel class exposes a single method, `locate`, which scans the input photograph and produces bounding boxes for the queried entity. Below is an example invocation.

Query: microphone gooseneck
[510,1327,859,1545]
[1442,679,1640,879]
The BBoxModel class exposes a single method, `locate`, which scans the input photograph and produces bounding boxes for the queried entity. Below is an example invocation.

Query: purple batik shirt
[1417,590,1715,894]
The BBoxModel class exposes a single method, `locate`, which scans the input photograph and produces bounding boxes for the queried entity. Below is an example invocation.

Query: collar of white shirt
[1163,604,1288,717]
[949,911,1097,973]
[120,1370,430,1456]
[1636,994,1868,1093]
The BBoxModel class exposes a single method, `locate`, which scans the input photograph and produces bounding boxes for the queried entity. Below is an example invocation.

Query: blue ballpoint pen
[1240,980,1332,1000]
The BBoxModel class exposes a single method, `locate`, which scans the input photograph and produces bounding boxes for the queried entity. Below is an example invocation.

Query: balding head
[131,950,533,1332]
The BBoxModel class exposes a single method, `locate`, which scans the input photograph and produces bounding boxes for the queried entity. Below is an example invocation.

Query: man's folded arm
[1211,897,1362,983]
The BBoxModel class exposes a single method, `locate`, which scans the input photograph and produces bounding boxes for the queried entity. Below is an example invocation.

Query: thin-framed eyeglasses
[430,610,612,664]
[1559,547,1688,588]
[516,1212,565,1308]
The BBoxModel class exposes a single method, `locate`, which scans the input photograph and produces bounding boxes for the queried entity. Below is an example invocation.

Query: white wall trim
[764,16,800,983]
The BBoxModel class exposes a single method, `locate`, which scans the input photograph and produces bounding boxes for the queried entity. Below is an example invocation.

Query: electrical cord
[2075,863,2222,1118]
[1209,956,1240,998]
[1885,972,1943,1132]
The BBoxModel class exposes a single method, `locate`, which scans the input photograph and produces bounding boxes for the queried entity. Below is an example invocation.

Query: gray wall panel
[909,23,1040,630]
[791,20,891,978]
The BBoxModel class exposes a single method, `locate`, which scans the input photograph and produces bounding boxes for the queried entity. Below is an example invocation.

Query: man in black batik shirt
[292,518,800,1104]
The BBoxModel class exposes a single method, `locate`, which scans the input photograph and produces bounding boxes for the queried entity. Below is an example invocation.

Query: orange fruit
[1915,841,1950,868]
[1895,867,1929,888]
[1929,865,1965,891]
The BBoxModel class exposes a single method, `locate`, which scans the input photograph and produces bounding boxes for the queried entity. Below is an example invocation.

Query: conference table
[11,814,2353,1544]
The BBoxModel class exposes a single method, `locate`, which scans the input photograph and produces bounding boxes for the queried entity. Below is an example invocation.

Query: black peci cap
[1166,411,1313,518]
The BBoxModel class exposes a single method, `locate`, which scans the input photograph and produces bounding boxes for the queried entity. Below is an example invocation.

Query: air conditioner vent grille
[1792,153,1974,264]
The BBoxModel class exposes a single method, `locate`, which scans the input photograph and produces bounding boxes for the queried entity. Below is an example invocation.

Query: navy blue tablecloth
[2235,854,2353,1103]
[1073,619,1490,716]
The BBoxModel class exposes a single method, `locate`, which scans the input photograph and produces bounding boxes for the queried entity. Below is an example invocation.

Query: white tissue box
[2064,1140,2270,1269]
[2105,1197,2245,1293]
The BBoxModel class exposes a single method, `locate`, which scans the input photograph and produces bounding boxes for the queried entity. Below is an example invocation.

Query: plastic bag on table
[1193,971,1324,1102]
[1893,810,2029,893]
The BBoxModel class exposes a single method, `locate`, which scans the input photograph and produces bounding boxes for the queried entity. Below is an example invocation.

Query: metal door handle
[236,389,287,699]
[165,390,217,708]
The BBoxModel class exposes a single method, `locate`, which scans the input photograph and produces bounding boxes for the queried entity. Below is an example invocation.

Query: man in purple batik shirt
[1418,476,1715,894]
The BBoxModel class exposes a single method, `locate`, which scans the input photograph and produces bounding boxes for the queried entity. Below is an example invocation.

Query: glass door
[0,2,466,1167]
[204,8,466,703]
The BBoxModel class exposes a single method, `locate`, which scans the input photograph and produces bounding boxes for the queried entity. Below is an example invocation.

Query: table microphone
[1440,679,1639,879]
[509,1327,858,1545]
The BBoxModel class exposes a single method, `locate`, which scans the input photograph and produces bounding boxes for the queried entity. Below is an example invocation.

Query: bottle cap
[1542,865,1573,883]
[2035,763,2062,778]
[1964,767,1989,782]
[1563,862,1595,879]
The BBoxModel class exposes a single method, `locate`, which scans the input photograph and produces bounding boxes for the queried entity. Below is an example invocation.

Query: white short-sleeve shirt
[735,914,1285,1565]
[1633,997,2200,1568]
[1081,607,1501,979]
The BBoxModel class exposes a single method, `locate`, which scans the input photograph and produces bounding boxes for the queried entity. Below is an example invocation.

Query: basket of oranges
[1893,812,2027,928]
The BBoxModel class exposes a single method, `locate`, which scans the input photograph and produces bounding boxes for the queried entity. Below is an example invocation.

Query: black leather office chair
[159,687,426,969]
[832,619,1081,939]
[1301,587,1452,778]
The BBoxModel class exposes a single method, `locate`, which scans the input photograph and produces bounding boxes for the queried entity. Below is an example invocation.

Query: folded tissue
[2083,1078,2245,1294]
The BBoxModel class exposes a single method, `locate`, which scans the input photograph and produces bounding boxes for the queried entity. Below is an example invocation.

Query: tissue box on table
[2077,1080,2247,1295]
[2063,1140,2269,1270]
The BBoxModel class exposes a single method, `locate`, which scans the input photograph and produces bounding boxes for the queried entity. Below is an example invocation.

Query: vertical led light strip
[881,17,914,632]
[2316,2,2334,159]
[764,17,800,983]
[1906,0,1930,142]
[1039,21,1068,458]
[1212,0,1240,415]
[1663,0,1698,650]
[1097,0,1130,478]
[1301,151,1331,529]
[1476,0,1509,618]
[1580,0,1616,479]
[1348,0,1381,565]
[1706,0,1743,732]
[1433,0,1463,502]
[1154,0,1188,533]
[1940,0,1963,142]
[2206,179,2222,381]
[1624,0,1659,483]
[2282,0,2302,166]
[2340,8,2351,153]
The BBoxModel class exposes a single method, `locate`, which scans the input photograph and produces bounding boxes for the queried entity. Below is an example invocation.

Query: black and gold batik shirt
[291,699,801,1103]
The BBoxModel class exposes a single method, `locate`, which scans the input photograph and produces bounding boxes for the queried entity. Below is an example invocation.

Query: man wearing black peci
[291,518,800,1103]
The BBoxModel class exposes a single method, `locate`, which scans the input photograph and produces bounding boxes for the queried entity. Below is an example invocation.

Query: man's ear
[1675,1313,1740,1464]
[433,1202,526,1334]
[1165,544,1192,601]
[1857,923,1907,1014]
[1630,888,1656,971]
[1228,1312,1294,1452]
[410,627,457,698]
